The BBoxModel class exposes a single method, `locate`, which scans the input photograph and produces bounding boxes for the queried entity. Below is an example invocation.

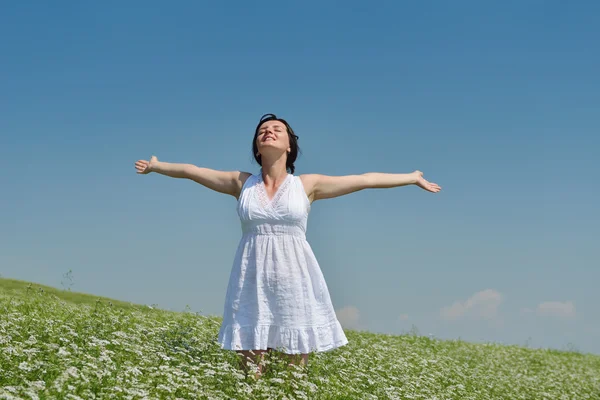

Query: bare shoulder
[299,174,322,203]
[235,171,253,184]
[299,173,320,186]
[299,173,322,190]
[233,171,253,197]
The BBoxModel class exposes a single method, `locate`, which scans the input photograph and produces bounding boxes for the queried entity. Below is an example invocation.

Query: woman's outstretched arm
[135,155,251,198]
[300,171,441,202]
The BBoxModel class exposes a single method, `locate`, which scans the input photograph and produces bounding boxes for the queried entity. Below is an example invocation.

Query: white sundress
[217,170,349,355]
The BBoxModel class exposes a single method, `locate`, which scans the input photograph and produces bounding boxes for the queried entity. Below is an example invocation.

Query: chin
[260,143,282,151]
[259,147,287,158]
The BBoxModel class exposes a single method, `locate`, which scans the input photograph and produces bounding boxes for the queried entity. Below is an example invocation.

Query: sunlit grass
[1,277,599,399]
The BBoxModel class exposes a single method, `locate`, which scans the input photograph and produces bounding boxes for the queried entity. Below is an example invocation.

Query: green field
[1,277,598,399]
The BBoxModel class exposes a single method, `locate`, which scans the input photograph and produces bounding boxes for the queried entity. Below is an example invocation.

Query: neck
[260,154,289,184]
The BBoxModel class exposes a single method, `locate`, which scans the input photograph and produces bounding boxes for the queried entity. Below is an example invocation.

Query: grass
[1,276,599,399]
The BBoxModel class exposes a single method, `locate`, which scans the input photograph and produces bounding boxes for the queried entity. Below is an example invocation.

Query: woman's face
[256,120,291,157]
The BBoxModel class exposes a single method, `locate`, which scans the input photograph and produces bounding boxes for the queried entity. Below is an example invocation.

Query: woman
[134,113,441,379]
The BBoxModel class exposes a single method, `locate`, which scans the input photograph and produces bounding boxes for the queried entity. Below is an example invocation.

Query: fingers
[419,179,441,192]
[134,160,149,174]
[419,175,442,192]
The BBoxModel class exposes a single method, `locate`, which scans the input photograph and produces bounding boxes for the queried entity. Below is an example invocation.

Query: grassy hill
[1,277,599,399]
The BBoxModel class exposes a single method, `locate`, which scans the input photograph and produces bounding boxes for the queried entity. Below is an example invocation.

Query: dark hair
[252,113,301,174]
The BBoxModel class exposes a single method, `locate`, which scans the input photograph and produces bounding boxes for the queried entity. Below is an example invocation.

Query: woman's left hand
[413,170,442,193]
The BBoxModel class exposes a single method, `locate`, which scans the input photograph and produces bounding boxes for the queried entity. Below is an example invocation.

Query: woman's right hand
[135,155,158,174]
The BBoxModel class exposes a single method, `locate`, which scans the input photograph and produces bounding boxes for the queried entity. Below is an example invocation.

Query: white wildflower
[18,361,33,372]
[58,347,71,357]
[293,390,309,399]
[23,390,40,400]
[127,366,143,376]
[25,334,37,345]
[66,366,80,378]
[27,381,46,391]
[156,384,173,393]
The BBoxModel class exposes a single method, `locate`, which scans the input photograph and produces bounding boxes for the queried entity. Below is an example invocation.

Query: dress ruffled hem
[217,320,349,354]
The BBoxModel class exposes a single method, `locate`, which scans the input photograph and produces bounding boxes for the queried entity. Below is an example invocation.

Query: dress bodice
[237,172,311,239]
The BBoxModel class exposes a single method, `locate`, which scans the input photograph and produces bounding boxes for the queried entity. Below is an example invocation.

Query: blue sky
[1,1,599,354]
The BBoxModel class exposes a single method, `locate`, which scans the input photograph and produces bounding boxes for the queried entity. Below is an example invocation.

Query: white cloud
[521,301,576,319]
[336,306,361,329]
[440,289,503,321]
[536,301,576,319]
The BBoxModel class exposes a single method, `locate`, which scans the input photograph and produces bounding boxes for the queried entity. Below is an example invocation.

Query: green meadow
[1,277,598,399]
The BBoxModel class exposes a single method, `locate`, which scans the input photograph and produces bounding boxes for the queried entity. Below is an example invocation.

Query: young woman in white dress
[134,113,441,378]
